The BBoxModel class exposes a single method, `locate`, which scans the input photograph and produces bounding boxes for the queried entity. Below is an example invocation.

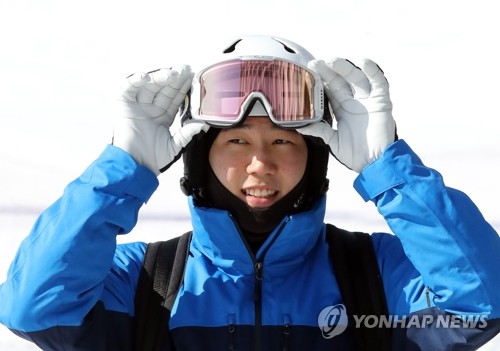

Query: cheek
[281,141,308,170]
[215,165,238,183]
[281,152,307,184]
[209,148,243,189]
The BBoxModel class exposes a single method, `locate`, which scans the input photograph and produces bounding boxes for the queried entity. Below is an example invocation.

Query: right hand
[112,65,209,175]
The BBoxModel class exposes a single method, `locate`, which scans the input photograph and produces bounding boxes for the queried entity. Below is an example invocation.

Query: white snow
[0,0,498,348]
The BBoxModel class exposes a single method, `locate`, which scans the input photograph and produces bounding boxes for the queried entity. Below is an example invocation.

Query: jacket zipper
[228,313,236,350]
[229,214,289,351]
[283,314,291,351]
[254,261,263,351]
[253,220,289,351]
[425,286,432,307]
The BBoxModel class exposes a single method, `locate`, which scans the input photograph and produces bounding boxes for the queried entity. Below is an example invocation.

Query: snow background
[0,0,498,349]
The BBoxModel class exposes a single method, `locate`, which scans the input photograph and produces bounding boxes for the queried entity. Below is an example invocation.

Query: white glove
[298,58,396,173]
[112,65,209,175]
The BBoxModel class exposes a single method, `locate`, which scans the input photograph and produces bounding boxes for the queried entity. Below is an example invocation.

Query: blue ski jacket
[0,139,499,350]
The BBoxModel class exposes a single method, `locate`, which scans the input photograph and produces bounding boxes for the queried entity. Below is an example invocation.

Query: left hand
[298,58,396,173]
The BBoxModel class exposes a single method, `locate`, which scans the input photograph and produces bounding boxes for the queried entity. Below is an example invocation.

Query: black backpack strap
[133,231,192,351]
[326,224,391,351]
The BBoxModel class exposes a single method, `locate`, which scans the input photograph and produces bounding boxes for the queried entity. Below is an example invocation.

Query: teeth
[245,189,276,197]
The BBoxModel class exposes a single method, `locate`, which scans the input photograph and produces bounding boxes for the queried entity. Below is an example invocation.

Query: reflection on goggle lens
[190,59,324,128]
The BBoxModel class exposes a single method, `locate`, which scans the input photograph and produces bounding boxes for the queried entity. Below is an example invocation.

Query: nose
[246,148,277,175]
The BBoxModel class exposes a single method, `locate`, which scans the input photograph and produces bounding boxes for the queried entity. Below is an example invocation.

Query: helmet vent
[273,38,296,54]
[223,39,242,54]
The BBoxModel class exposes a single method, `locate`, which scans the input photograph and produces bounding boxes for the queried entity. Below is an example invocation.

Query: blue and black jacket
[0,139,499,350]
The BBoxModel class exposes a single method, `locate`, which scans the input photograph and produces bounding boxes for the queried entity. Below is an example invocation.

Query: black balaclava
[206,162,309,254]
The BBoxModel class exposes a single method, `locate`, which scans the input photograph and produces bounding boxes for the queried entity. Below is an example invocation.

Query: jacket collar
[188,196,327,277]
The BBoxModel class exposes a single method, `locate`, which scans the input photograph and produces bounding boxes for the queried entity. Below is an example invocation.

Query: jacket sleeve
[0,145,158,336]
[355,140,500,350]
[354,139,500,317]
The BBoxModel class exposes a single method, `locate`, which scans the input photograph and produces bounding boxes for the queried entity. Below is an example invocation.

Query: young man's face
[209,116,308,209]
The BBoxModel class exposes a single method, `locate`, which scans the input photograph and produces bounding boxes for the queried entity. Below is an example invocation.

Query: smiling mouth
[243,189,277,198]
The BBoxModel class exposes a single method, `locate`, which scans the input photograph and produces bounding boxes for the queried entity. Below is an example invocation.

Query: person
[0,35,499,351]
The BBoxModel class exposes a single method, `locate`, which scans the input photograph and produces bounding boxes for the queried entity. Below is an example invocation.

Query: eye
[228,138,246,144]
[273,139,290,145]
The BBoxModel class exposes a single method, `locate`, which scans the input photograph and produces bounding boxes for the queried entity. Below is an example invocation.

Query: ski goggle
[189,58,325,128]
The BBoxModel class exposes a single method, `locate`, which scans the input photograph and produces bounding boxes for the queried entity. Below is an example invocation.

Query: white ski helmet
[189,35,325,128]
[180,35,331,207]
[206,34,316,68]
